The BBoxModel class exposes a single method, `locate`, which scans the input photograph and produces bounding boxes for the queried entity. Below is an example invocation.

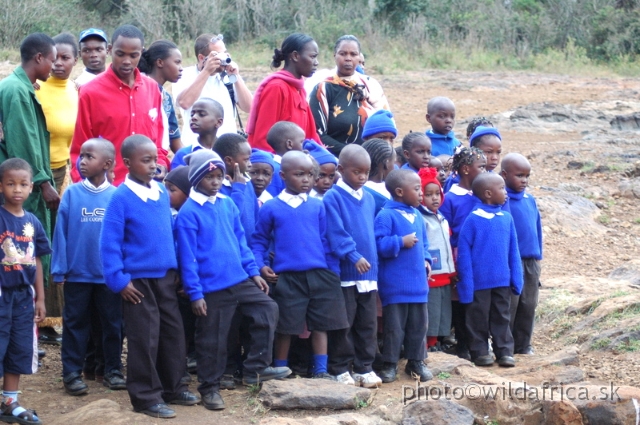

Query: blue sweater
[52,181,116,284]
[400,163,419,173]
[363,186,389,216]
[439,184,480,248]
[100,183,177,293]
[456,204,523,304]
[171,144,204,169]
[220,179,260,238]
[176,195,259,301]
[324,186,378,283]
[426,130,462,157]
[266,161,284,197]
[507,187,542,260]
[375,200,432,306]
[252,197,330,273]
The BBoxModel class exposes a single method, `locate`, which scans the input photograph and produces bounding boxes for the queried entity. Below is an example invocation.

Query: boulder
[534,187,606,237]
[557,385,640,425]
[540,400,584,425]
[48,399,149,425]
[259,379,372,410]
[618,178,640,199]
[260,413,389,425]
[609,259,640,286]
[402,399,474,425]
[424,352,472,377]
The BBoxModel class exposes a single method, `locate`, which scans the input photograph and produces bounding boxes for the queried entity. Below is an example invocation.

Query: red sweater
[70,67,168,185]
[247,78,320,152]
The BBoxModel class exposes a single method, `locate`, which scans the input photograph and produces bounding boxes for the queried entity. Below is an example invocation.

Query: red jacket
[247,78,320,152]
[71,67,168,185]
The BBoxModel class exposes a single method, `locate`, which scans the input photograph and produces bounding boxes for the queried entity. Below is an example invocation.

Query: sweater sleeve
[100,195,131,293]
[232,202,260,277]
[51,188,70,282]
[251,205,273,269]
[419,217,432,266]
[175,210,203,302]
[228,181,247,213]
[70,88,94,183]
[324,194,361,264]
[375,212,403,259]
[508,217,524,295]
[456,219,475,304]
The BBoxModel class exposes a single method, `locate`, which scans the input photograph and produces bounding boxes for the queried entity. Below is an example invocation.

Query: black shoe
[456,347,471,360]
[180,370,192,385]
[312,372,335,380]
[37,349,46,359]
[202,391,225,410]
[137,403,176,418]
[220,374,236,390]
[63,372,88,396]
[242,366,291,385]
[168,390,200,406]
[103,370,127,390]
[405,360,433,382]
[378,362,397,383]
[473,355,494,367]
[497,356,515,367]
[38,334,62,345]
[516,347,535,355]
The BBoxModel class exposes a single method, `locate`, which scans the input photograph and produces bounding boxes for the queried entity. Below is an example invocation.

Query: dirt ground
[2,61,640,423]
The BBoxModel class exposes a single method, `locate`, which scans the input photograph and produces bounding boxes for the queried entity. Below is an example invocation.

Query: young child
[324,144,382,388]
[171,98,224,169]
[252,151,349,379]
[425,97,460,157]
[363,139,395,215]
[394,146,407,168]
[176,149,289,410]
[164,166,191,216]
[362,110,397,145]
[375,169,433,383]
[401,132,432,173]
[214,133,260,237]
[470,126,502,173]
[457,172,523,367]
[0,159,50,425]
[53,139,124,396]
[304,140,338,200]
[428,157,446,187]
[249,149,276,206]
[417,168,455,351]
[265,121,305,196]
[100,135,198,419]
[501,153,542,355]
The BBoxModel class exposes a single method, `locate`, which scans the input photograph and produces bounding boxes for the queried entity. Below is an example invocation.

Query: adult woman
[247,33,321,153]
[309,35,389,156]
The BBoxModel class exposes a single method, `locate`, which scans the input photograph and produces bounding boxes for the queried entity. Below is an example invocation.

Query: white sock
[2,391,27,417]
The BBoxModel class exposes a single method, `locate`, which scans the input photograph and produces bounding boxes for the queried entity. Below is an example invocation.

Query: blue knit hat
[362,110,397,139]
[250,148,275,171]
[184,149,226,188]
[469,126,501,147]
[303,140,338,165]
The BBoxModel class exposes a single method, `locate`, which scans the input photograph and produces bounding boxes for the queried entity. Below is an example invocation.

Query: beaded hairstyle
[451,146,485,173]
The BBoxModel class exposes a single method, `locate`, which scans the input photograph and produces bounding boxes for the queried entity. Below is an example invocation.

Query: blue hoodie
[426,129,462,157]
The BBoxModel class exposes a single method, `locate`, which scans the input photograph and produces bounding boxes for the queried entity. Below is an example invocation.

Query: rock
[48,399,149,425]
[609,113,640,130]
[534,187,605,237]
[402,399,475,425]
[501,365,584,386]
[259,379,372,410]
[541,400,584,425]
[567,161,585,170]
[566,385,640,425]
[618,178,640,199]
[260,413,389,425]
[424,352,472,376]
[609,259,640,286]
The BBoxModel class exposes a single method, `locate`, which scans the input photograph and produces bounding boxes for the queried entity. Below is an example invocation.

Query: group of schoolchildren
[0,70,543,421]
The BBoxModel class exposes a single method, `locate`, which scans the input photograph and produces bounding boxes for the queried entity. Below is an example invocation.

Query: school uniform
[219,176,260,238]
[363,181,390,216]
[426,129,462,157]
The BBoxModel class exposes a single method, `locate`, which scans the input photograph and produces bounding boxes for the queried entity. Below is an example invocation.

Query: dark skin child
[78,140,114,188]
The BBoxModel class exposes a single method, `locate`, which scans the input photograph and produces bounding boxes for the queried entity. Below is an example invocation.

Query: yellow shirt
[35,77,78,169]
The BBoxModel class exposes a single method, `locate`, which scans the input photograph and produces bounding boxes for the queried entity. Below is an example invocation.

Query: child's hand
[192,299,207,316]
[252,275,269,294]
[425,261,432,280]
[34,300,46,323]
[228,164,246,184]
[260,266,278,284]
[402,233,418,248]
[120,282,144,304]
[355,258,371,274]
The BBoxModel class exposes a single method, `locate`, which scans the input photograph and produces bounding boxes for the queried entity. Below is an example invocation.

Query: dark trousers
[124,271,187,411]
[510,259,541,353]
[382,302,428,363]
[466,286,514,359]
[177,293,196,357]
[62,282,122,378]
[328,287,378,375]
[451,300,468,352]
[83,303,105,376]
[196,279,278,396]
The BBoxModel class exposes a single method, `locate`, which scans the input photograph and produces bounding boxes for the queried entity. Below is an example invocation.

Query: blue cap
[469,126,501,147]
[250,148,275,171]
[363,110,397,139]
[79,28,108,43]
[303,140,338,166]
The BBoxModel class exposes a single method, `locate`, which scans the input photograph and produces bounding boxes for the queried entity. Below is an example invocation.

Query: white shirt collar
[309,188,324,200]
[258,190,273,206]
[394,209,416,223]
[81,177,111,193]
[124,176,161,202]
[278,190,308,208]
[189,188,226,206]
[337,179,363,200]
[364,181,391,199]
[273,154,282,164]
[449,184,473,196]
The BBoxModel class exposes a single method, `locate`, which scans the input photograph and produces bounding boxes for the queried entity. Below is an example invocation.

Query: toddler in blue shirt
[425,97,461,157]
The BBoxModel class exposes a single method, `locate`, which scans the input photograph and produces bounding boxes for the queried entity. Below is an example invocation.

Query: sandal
[0,401,42,425]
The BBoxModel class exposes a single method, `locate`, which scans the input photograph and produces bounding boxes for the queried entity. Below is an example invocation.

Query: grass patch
[536,289,575,321]
[590,338,611,350]
[634,218,640,224]
[437,372,451,379]
[581,162,596,172]
[551,316,578,338]
[356,398,369,409]
[598,215,610,224]
[616,339,640,353]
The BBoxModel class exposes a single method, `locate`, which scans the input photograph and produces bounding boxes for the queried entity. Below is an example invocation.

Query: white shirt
[75,69,99,87]
[189,188,225,205]
[124,176,161,202]
[336,179,363,200]
[258,190,273,206]
[278,191,307,208]
[364,181,390,199]
[309,188,324,200]
[172,65,236,146]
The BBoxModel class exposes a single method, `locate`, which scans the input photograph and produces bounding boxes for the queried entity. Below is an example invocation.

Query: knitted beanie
[362,110,397,138]
[250,148,276,170]
[184,149,226,188]
[469,126,501,147]
[303,140,338,165]
[418,167,445,204]
[164,166,191,196]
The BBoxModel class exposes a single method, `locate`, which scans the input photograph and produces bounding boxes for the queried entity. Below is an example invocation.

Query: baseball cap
[79,28,108,43]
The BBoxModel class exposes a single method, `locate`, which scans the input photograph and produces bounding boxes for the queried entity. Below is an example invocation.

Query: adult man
[173,34,252,146]
[75,28,109,87]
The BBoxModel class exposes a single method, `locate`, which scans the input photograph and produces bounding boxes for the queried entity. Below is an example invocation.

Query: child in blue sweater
[53,139,124,396]
[401,132,431,173]
[362,139,395,215]
[457,173,523,368]
[265,121,305,196]
[324,145,381,388]
[175,150,289,410]
[252,151,349,379]
[425,97,461,157]
[100,135,198,419]
[249,149,275,206]
[171,98,223,169]
[305,140,337,200]
[501,153,542,355]
[375,169,433,383]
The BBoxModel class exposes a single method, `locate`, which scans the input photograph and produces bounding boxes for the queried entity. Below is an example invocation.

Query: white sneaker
[335,371,355,385]
[351,371,382,388]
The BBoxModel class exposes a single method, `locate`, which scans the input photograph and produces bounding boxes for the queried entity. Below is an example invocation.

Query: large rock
[609,259,640,286]
[618,178,640,199]
[424,352,472,376]
[540,400,584,425]
[260,413,389,425]
[402,399,474,425]
[259,379,372,410]
[48,399,150,425]
[553,385,640,425]
[534,187,606,237]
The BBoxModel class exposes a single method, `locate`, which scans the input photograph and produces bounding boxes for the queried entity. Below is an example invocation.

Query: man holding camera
[173,33,253,146]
